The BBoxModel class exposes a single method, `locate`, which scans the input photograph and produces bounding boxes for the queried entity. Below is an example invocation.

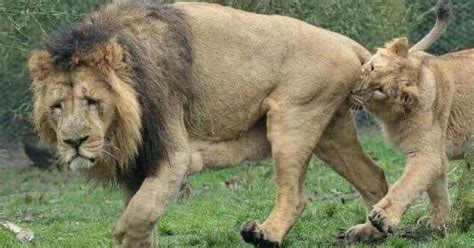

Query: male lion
[351,0,472,236]
[29,2,389,246]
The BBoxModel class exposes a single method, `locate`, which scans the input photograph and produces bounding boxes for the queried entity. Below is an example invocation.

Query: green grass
[0,137,473,247]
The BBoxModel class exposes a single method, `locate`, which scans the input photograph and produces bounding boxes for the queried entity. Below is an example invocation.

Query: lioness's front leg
[369,147,446,234]
[113,115,191,248]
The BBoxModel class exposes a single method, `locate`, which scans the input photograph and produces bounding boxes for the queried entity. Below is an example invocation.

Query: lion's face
[352,37,420,117]
[39,67,116,170]
[29,41,142,174]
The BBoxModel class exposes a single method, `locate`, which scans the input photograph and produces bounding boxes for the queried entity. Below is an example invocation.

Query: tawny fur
[353,38,474,234]
[29,2,390,246]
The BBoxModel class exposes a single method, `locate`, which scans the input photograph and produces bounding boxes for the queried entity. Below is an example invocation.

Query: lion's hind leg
[315,105,388,242]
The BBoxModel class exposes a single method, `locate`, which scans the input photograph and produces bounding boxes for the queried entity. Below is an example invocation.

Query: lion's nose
[63,136,89,149]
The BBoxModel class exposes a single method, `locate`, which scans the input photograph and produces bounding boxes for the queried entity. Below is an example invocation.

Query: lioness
[29,2,390,246]
[351,1,472,235]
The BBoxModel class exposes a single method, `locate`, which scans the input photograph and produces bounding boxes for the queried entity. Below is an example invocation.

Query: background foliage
[0,0,472,140]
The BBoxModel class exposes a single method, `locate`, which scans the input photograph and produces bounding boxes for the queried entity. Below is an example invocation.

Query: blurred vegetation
[408,0,474,54]
[0,0,472,141]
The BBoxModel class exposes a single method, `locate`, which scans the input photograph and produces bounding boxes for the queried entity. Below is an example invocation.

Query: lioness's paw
[338,222,386,243]
[368,208,397,234]
[240,221,280,248]
[417,215,448,230]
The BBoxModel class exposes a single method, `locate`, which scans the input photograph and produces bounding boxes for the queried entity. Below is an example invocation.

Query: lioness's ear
[385,37,409,58]
[28,50,54,82]
[77,38,124,73]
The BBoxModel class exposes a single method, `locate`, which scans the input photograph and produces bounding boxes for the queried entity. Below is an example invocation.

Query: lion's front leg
[241,95,344,247]
[113,158,189,248]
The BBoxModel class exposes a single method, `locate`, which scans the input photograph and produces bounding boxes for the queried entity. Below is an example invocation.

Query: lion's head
[29,39,141,178]
[28,4,194,187]
[352,38,422,118]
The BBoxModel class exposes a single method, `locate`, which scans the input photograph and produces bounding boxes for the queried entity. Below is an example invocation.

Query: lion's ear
[78,38,124,73]
[385,37,409,58]
[28,50,54,82]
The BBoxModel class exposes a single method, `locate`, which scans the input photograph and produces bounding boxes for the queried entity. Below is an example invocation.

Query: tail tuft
[436,0,452,22]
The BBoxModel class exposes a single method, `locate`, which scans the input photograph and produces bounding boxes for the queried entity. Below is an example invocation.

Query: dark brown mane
[46,20,114,70]
[43,3,197,191]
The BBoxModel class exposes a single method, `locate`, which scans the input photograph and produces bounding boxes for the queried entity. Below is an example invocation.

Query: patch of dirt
[397,225,445,243]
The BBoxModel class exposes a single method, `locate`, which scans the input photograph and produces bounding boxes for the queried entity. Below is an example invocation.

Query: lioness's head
[29,39,141,173]
[352,38,421,118]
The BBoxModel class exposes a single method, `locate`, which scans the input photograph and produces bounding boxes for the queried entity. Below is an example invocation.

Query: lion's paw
[368,207,397,234]
[337,222,386,243]
[240,221,280,248]
[113,221,155,248]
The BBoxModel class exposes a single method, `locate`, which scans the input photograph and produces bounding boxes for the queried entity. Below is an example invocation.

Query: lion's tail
[409,0,452,52]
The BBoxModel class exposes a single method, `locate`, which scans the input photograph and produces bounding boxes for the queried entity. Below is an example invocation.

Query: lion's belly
[188,121,271,172]
[189,89,270,140]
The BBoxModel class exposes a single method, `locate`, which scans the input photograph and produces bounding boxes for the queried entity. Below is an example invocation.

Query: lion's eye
[51,103,61,109]
[86,97,100,107]
[370,64,375,72]
[51,103,62,115]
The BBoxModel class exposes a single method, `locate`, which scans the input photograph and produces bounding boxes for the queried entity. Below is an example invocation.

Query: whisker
[360,102,371,122]
[104,150,119,162]
[104,141,120,152]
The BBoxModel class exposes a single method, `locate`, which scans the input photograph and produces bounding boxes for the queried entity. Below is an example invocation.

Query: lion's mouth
[68,155,97,172]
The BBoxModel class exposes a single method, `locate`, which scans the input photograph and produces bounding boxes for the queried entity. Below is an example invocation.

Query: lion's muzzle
[63,135,89,150]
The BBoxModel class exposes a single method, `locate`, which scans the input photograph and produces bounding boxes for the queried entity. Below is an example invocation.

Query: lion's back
[171,2,367,138]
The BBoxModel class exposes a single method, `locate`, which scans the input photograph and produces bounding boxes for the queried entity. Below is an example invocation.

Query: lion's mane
[32,4,199,190]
